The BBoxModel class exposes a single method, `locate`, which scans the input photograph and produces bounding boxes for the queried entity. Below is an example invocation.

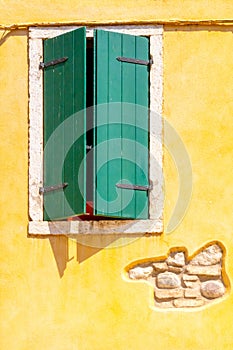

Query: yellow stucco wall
[0,1,233,349]
[1,0,233,25]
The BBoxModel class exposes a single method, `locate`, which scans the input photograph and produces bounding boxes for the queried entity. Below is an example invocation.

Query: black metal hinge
[116,183,152,191]
[39,182,68,194]
[39,57,68,70]
[116,56,153,66]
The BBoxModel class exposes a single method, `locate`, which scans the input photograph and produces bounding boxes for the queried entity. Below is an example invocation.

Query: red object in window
[67,201,95,221]
[67,201,117,221]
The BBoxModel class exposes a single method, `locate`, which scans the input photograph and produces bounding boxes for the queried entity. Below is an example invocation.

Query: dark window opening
[86,39,94,213]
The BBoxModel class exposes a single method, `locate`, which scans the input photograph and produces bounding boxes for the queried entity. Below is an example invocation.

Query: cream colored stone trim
[28,25,163,235]
[29,219,163,235]
[29,25,163,39]
[29,36,43,221]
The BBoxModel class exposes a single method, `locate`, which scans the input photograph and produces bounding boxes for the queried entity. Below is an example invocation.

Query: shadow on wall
[0,29,27,46]
[48,234,121,277]
[49,236,69,277]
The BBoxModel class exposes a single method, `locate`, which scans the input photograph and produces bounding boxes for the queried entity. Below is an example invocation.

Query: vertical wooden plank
[135,36,149,219]
[62,31,74,215]
[43,37,56,220]
[107,31,122,217]
[121,33,136,218]
[53,34,65,217]
[94,30,109,215]
[43,27,86,220]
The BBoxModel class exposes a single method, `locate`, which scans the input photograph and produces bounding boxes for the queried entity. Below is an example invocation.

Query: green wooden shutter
[94,30,149,219]
[43,27,86,220]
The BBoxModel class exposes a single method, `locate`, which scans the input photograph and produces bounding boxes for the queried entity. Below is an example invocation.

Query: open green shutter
[94,30,149,219]
[43,27,86,220]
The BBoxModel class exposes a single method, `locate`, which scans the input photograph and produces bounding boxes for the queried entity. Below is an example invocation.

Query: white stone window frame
[28,25,163,235]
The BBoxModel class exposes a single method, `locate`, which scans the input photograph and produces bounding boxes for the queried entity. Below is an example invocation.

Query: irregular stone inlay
[190,244,222,266]
[185,264,221,276]
[129,266,153,280]
[152,262,168,273]
[157,272,181,289]
[155,287,184,299]
[166,252,185,267]
[200,280,225,299]
[126,242,229,309]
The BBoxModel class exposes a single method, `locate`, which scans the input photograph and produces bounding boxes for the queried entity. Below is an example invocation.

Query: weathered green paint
[94,30,149,219]
[43,27,86,220]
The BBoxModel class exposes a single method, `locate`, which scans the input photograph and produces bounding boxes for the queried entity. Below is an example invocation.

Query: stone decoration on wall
[126,242,229,309]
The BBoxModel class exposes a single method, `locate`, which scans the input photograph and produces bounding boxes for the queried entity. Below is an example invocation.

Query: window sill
[28,219,163,235]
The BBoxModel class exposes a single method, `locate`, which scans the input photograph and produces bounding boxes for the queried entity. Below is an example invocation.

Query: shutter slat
[135,35,149,219]
[94,30,109,215]
[121,34,137,219]
[108,32,122,217]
